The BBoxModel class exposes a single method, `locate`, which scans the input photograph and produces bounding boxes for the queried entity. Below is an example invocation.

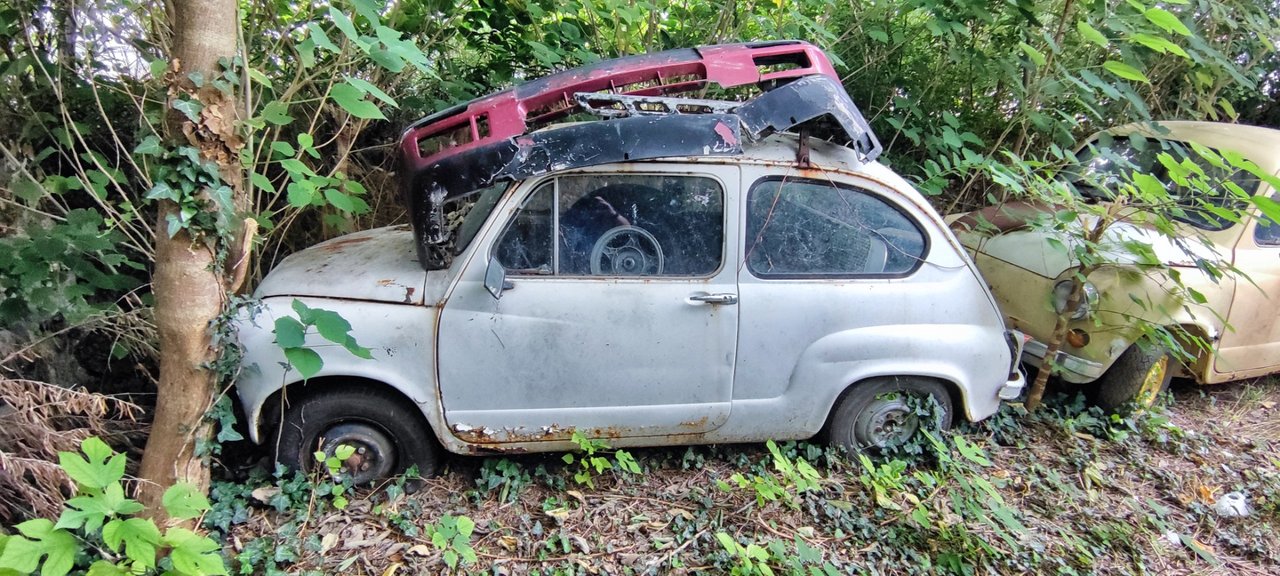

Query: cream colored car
[952,121,1280,409]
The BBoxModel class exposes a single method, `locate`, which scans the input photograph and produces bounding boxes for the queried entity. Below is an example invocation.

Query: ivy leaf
[284,347,323,379]
[1144,8,1191,36]
[1076,21,1108,47]
[273,317,306,348]
[163,528,228,576]
[133,135,164,156]
[344,76,397,107]
[1102,60,1149,83]
[261,100,293,126]
[161,482,211,521]
[172,98,203,122]
[331,82,385,119]
[102,518,160,569]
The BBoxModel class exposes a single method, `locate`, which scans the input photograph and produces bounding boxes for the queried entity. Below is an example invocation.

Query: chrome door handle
[689,292,738,305]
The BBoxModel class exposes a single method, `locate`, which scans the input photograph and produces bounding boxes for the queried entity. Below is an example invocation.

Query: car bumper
[1022,337,1106,384]
[999,330,1028,400]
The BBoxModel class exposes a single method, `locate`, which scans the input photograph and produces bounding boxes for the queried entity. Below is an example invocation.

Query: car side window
[746,178,926,277]
[1255,193,1280,247]
[496,174,724,277]
[495,182,554,274]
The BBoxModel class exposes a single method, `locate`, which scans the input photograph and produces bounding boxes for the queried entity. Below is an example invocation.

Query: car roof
[1100,121,1280,169]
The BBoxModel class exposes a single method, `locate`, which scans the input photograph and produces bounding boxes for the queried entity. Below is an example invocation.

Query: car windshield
[451,182,510,255]
[1066,136,1259,231]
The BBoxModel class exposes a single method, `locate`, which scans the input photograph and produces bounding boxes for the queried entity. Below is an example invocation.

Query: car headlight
[1053,279,1099,320]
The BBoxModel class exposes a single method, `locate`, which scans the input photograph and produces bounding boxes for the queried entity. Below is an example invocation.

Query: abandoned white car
[234,41,1024,482]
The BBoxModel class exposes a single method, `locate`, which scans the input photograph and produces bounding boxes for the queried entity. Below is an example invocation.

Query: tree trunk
[136,0,241,517]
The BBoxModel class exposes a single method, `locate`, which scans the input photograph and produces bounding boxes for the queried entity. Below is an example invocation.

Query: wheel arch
[251,375,437,446]
[818,373,965,438]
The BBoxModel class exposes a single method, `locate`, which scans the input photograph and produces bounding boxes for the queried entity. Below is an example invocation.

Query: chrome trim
[1022,338,1106,384]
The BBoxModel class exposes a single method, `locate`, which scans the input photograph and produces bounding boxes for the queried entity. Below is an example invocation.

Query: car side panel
[235,297,444,446]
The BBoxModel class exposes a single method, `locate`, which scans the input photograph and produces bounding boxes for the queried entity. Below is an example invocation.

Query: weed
[717,440,821,509]
[561,431,642,488]
[476,458,533,503]
[426,514,477,570]
[0,437,226,576]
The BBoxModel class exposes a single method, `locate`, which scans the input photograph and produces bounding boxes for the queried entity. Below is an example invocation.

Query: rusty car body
[951,121,1280,410]
[233,41,1025,481]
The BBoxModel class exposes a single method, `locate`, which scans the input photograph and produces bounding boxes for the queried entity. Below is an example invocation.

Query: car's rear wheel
[1091,343,1172,412]
[827,377,953,453]
[274,387,439,484]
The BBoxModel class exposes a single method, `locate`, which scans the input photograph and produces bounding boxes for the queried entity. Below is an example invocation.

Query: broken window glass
[745,178,925,276]
[495,181,554,274]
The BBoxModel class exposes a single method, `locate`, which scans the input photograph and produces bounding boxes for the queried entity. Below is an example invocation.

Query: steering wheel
[589,225,665,275]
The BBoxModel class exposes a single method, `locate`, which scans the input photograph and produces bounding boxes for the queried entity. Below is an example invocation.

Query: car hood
[254,225,429,305]
[949,201,1224,278]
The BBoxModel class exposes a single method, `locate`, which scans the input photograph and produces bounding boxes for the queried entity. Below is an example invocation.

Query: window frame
[490,171,730,279]
[743,175,929,280]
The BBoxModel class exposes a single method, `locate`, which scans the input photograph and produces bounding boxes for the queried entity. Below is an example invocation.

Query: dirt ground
[210,378,1280,575]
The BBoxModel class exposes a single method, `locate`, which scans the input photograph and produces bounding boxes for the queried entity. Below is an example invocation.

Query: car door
[436,166,739,443]
[1216,191,1280,376]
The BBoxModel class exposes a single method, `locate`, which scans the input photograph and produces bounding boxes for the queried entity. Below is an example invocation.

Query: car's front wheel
[827,377,953,453]
[273,387,439,484]
[1091,343,1172,412]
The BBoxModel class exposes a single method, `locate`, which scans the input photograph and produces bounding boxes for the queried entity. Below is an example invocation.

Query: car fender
[234,296,443,445]
[788,323,1013,427]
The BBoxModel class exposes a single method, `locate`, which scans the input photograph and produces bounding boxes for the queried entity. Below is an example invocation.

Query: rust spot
[376,279,396,286]
[678,416,709,430]
[404,287,416,303]
[451,423,632,445]
[318,235,374,252]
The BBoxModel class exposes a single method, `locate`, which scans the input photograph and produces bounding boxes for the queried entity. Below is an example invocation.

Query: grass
[208,378,1280,575]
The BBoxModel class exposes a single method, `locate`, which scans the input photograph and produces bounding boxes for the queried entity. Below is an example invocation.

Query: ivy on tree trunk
[136,0,246,519]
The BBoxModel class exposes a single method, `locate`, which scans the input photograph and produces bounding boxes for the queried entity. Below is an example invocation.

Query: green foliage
[272,299,372,380]
[560,431,642,489]
[716,440,821,509]
[0,438,225,576]
[476,458,533,503]
[0,209,141,326]
[312,444,357,509]
[715,533,839,576]
[426,515,477,570]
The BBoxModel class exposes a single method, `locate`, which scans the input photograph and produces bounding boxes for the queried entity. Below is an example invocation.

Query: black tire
[826,377,954,453]
[274,387,439,484]
[1091,343,1172,412]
